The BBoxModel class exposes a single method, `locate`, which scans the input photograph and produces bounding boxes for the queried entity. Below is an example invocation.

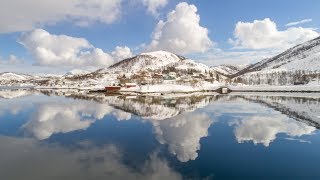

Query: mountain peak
[99,51,186,74]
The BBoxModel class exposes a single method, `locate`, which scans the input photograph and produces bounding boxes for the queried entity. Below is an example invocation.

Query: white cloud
[147,2,213,55]
[142,0,168,16]
[23,100,114,140]
[230,18,319,50]
[0,137,182,180]
[232,116,316,147]
[0,0,122,33]
[22,96,138,140]
[113,110,132,120]
[111,46,133,61]
[0,55,24,65]
[19,29,115,69]
[286,19,312,27]
[150,113,213,162]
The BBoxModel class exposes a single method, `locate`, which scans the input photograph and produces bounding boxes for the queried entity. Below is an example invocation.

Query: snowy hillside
[0,72,34,81]
[99,51,184,74]
[98,50,217,75]
[235,36,320,77]
[167,59,211,73]
[0,72,39,87]
[211,64,247,77]
[65,69,91,76]
[233,36,320,85]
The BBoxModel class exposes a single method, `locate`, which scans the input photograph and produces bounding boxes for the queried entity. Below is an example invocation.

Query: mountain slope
[211,64,248,77]
[233,36,320,78]
[97,50,214,74]
[0,72,34,81]
[98,51,185,74]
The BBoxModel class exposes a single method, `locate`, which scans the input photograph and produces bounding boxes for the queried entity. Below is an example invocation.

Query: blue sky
[0,0,319,74]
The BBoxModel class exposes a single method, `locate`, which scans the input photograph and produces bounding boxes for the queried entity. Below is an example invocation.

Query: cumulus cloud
[0,0,121,33]
[232,116,316,147]
[19,29,115,69]
[0,55,24,65]
[23,100,114,140]
[142,0,168,16]
[230,18,319,50]
[0,137,181,180]
[150,113,213,162]
[147,2,213,55]
[113,110,132,121]
[286,19,312,27]
[22,96,138,140]
[111,46,133,61]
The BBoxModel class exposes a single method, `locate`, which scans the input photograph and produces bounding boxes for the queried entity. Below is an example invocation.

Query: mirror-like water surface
[1,89,320,180]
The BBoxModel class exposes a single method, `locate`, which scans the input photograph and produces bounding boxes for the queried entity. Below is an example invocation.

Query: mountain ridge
[232,36,320,78]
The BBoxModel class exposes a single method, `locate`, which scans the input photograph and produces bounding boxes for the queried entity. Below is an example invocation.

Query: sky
[0,0,319,74]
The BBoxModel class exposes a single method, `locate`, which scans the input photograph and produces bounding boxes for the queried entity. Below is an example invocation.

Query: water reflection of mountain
[1,89,320,151]
[2,89,320,127]
[49,90,221,120]
[97,95,217,120]
[231,93,320,128]
[0,88,35,99]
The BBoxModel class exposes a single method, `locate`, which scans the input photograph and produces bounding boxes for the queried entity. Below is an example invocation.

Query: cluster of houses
[117,70,218,86]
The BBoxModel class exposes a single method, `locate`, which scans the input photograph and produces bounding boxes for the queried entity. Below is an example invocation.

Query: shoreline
[1,85,320,94]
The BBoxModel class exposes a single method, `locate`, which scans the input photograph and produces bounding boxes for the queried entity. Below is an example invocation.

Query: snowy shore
[229,84,320,92]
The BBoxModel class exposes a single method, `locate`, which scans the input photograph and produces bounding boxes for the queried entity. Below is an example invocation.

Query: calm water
[1,89,320,180]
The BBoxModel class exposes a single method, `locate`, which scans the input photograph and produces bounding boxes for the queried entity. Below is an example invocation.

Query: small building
[163,75,176,80]
[221,87,229,94]
[152,73,163,78]
[168,72,177,78]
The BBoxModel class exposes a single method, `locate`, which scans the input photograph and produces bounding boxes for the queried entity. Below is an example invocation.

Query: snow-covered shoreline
[229,85,320,92]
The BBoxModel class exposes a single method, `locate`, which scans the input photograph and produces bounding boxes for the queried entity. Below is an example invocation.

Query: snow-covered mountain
[211,64,248,77]
[97,51,183,74]
[232,36,320,85]
[65,69,91,76]
[0,72,38,86]
[98,51,212,74]
[234,36,320,77]
[0,72,34,81]
[4,36,320,88]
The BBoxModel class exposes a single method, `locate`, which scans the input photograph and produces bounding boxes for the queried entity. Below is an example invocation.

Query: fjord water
[1,90,320,180]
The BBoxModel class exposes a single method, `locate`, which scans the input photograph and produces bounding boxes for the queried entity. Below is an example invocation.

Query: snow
[235,93,320,126]
[0,72,30,81]
[139,81,221,93]
[229,84,320,92]
[211,64,245,76]
[65,69,91,76]
[99,93,214,120]
[102,50,183,74]
[238,37,320,74]
[169,59,211,73]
